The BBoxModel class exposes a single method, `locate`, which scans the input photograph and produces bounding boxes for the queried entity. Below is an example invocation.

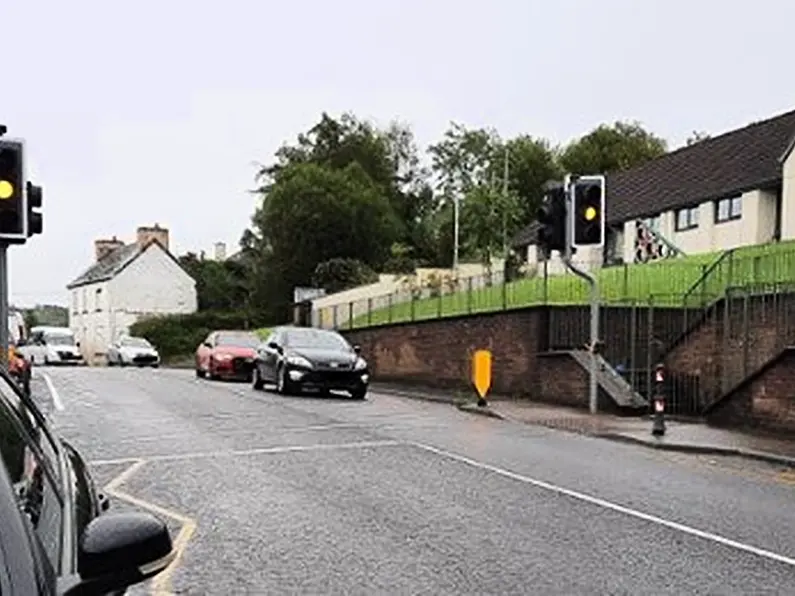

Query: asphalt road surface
[28,367,795,595]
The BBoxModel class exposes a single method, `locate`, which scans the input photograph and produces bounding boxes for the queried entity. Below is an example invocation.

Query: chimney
[214,242,227,261]
[94,236,124,262]
[136,223,169,251]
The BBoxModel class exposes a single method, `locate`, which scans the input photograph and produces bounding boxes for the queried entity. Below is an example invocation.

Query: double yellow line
[103,459,197,596]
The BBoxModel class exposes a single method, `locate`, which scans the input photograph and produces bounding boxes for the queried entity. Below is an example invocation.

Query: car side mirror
[353,345,361,355]
[267,341,282,353]
[76,341,81,348]
[64,512,175,596]
[16,338,26,346]
[203,342,212,348]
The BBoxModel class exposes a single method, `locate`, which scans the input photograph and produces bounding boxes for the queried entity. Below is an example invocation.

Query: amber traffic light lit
[584,206,597,221]
[0,180,13,200]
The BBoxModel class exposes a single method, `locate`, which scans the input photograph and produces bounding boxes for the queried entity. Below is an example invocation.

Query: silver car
[106,336,161,367]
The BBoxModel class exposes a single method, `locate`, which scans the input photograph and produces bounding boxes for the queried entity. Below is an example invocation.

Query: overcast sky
[4,0,794,306]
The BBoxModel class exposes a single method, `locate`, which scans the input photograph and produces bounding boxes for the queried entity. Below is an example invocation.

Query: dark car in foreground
[195,330,260,382]
[0,367,175,594]
[252,326,369,399]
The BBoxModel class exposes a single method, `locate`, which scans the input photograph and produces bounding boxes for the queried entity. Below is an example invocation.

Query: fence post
[333,305,338,329]
[437,287,442,318]
[645,294,655,411]
[348,301,353,330]
[502,268,508,310]
[387,293,393,324]
[467,277,473,314]
[411,293,416,321]
[623,264,629,299]
[742,290,749,379]
[367,298,373,326]
[543,259,549,304]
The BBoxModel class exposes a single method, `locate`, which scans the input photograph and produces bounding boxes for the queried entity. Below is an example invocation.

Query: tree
[252,161,398,314]
[559,121,667,175]
[460,183,521,276]
[312,258,378,294]
[178,253,250,312]
[428,122,500,202]
[500,135,562,225]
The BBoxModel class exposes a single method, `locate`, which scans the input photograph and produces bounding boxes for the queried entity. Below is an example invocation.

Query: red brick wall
[343,309,543,398]
[707,349,795,433]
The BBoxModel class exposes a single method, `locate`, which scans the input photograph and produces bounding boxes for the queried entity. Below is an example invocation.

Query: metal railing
[313,258,711,330]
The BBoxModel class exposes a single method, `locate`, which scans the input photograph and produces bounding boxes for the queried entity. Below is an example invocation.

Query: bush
[129,311,261,360]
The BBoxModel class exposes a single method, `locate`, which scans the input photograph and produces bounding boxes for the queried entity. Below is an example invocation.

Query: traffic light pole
[562,175,600,415]
[0,244,9,367]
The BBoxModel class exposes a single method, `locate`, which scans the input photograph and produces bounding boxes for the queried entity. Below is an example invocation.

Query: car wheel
[207,359,217,380]
[350,388,367,400]
[196,367,205,378]
[252,367,265,391]
[277,366,295,395]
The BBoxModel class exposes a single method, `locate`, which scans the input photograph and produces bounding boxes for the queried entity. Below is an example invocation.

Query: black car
[0,367,176,595]
[252,327,369,399]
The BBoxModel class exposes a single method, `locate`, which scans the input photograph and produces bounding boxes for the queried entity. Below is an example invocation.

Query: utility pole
[452,195,460,273]
[502,147,509,257]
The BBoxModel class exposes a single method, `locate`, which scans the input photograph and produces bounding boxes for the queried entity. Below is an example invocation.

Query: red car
[195,330,261,381]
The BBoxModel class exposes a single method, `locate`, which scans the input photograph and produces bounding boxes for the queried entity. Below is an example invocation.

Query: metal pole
[0,244,9,367]
[452,195,459,272]
[561,175,600,414]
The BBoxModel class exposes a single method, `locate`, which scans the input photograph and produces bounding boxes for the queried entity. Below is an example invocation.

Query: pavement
[26,367,795,594]
[372,383,795,467]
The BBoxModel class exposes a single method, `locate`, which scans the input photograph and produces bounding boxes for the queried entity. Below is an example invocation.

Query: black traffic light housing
[26,181,43,237]
[572,176,606,247]
[0,139,26,242]
[536,183,567,255]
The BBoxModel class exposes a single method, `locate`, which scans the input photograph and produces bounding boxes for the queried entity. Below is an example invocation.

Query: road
[30,367,795,595]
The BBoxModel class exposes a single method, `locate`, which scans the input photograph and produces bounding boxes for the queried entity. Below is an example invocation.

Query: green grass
[255,327,271,339]
[339,240,795,328]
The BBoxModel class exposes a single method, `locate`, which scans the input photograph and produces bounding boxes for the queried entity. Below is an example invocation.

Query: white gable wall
[71,244,197,363]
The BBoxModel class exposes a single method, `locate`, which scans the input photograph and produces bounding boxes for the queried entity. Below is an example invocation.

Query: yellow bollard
[471,349,492,407]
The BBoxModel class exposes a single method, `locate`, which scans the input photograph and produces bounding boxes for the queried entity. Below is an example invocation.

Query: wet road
[31,367,795,595]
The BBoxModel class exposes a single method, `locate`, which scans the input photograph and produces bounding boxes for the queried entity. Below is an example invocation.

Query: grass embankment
[344,240,795,328]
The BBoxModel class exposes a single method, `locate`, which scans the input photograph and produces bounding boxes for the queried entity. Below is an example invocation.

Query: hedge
[129,311,261,359]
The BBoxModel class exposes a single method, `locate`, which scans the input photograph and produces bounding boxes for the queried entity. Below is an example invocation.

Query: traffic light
[572,175,605,247]
[0,139,25,241]
[536,184,567,254]
[26,181,42,237]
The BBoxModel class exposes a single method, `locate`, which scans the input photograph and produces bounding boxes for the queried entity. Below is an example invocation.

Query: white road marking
[412,442,795,568]
[89,439,403,466]
[41,373,64,411]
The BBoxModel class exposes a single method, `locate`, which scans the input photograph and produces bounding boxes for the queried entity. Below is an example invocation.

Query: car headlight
[215,353,233,361]
[354,357,367,370]
[286,355,312,368]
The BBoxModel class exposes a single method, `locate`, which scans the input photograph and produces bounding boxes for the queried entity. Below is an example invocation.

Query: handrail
[682,248,734,307]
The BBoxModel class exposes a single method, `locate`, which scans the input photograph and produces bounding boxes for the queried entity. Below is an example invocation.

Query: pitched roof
[66,239,192,290]
[605,107,795,224]
[511,107,795,248]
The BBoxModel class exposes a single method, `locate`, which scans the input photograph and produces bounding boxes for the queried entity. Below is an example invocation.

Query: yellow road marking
[102,460,197,596]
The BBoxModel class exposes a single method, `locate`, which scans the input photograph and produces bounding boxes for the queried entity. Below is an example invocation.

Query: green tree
[460,183,521,274]
[501,135,562,224]
[559,121,667,175]
[253,161,398,316]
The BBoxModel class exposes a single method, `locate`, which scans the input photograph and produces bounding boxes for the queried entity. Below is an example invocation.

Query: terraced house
[513,107,795,270]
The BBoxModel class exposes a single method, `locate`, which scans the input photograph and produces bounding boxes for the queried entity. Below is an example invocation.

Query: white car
[107,336,161,367]
[17,326,84,366]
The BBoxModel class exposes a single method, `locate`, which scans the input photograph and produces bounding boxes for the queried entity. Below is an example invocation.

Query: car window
[0,380,64,573]
[216,333,260,348]
[122,337,151,348]
[44,334,74,347]
[284,328,350,350]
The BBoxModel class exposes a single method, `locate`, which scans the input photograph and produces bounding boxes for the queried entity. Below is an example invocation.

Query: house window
[642,215,661,231]
[95,288,102,312]
[715,195,742,223]
[675,206,699,231]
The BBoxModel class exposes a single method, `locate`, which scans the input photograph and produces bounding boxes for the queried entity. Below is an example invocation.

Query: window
[94,288,102,311]
[642,215,661,231]
[0,379,63,572]
[715,195,742,223]
[675,206,699,231]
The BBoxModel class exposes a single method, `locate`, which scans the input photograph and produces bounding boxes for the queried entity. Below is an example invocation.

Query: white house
[513,107,795,271]
[66,224,197,363]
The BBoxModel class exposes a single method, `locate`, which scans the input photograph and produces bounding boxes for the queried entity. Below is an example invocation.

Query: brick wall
[707,349,795,433]
[342,304,683,406]
[666,292,795,409]
[343,309,543,398]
